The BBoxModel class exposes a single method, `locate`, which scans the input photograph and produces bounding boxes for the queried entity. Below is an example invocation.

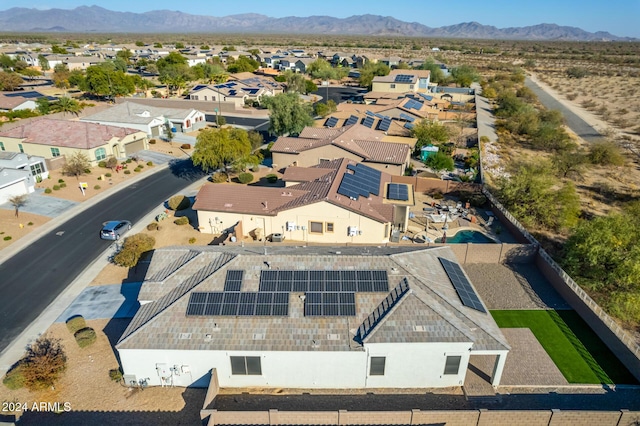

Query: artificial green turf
[490,309,636,384]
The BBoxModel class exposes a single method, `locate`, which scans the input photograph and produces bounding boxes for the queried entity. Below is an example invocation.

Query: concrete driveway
[55,282,141,322]
[0,189,78,217]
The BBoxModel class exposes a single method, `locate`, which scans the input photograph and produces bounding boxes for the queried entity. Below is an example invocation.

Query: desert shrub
[52,185,60,190]
[174,216,189,225]
[265,173,278,184]
[109,368,123,383]
[588,141,624,166]
[149,139,156,144]
[58,179,65,183]
[65,315,86,334]
[3,236,11,241]
[126,158,132,163]
[20,335,67,391]
[566,66,588,78]
[98,161,107,168]
[238,172,254,184]
[74,327,97,348]
[137,163,144,169]
[134,167,141,172]
[168,195,190,210]
[97,176,102,180]
[113,233,156,268]
[147,161,153,166]
[189,237,196,244]
[181,143,191,149]
[59,183,67,188]
[27,221,33,226]
[105,173,112,177]
[146,222,158,231]
[94,185,101,190]
[2,363,26,390]
[124,170,131,174]
[44,188,52,194]
[83,168,91,174]
[211,172,228,183]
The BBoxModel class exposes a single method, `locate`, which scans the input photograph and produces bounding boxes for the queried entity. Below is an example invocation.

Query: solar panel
[404,99,424,110]
[224,270,244,291]
[304,292,356,317]
[418,93,434,101]
[399,113,415,122]
[337,163,381,200]
[325,116,339,128]
[374,112,386,119]
[439,258,487,313]
[387,183,409,201]
[362,116,375,128]
[345,115,359,126]
[355,278,411,342]
[365,110,375,116]
[394,74,413,82]
[404,122,414,130]
[378,117,392,132]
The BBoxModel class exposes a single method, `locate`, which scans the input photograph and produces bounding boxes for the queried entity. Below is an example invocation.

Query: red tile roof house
[193,158,415,245]
[0,118,148,167]
[271,124,412,176]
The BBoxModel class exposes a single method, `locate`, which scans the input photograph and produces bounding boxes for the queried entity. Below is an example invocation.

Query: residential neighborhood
[0,11,639,426]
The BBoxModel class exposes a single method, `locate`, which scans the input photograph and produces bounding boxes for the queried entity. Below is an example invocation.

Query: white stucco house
[115,245,509,390]
[0,151,48,204]
[81,101,206,138]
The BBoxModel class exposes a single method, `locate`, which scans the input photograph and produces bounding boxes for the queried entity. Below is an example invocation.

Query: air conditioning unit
[348,226,358,237]
[286,221,296,231]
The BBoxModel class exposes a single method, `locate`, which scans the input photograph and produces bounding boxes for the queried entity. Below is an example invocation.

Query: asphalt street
[524,77,604,143]
[0,160,206,354]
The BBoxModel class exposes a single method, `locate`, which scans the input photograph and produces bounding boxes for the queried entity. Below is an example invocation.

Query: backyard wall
[390,175,481,195]
[203,408,640,425]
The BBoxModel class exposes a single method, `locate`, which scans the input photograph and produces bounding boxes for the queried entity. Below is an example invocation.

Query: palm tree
[52,96,82,116]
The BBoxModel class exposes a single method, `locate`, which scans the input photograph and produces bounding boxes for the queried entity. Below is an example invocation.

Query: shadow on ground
[168,158,207,182]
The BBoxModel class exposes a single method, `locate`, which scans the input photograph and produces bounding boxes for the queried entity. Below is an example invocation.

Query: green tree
[192,62,226,83]
[0,54,15,70]
[552,148,587,178]
[247,130,264,150]
[52,63,70,90]
[20,335,67,391]
[192,128,252,172]
[52,96,83,116]
[116,48,133,64]
[135,41,145,47]
[0,71,23,91]
[282,70,306,94]
[62,151,91,178]
[18,67,41,80]
[496,160,579,231]
[175,42,185,49]
[411,119,450,150]
[227,56,259,73]
[451,65,480,87]
[262,92,314,136]
[588,141,624,166]
[424,150,454,172]
[418,58,446,84]
[113,233,155,267]
[314,100,337,118]
[156,51,188,70]
[37,54,50,71]
[36,97,51,114]
[304,79,318,93]
[51,44,67,54]
[358,62,390,89]
[307,58,334,79]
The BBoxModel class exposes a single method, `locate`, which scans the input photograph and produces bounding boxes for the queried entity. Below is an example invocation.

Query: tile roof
[273,124,408,165]
[81,101,199,125]
[117,246,508,353]
[193,158,396,224]
[281,166,334,182]
[0,118,143,149]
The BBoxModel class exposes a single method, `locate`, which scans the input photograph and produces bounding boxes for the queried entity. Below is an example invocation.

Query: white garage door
[0,180,28,205]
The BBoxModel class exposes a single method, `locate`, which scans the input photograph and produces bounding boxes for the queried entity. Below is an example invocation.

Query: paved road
[524,77,604,143]
[0,160,205,353]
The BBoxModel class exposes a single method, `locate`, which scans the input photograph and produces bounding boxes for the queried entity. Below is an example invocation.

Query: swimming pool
[436,230,495,244]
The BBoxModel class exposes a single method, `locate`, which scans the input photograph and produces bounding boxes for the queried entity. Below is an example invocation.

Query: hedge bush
[58,178,65,183]
[189,237,196,244]
[5,335,67,391]
[134,167,141,172]
[44,188,52,194]
[94,185,101,190]
[168,195,190,210]
[147,161,153,166]
[52,185,60,191]
[98,161,107,168]
[174,216,189,225]
[146,222,158,231]
[74,327,97,348]
[65,315,87,334]
[211,172,227,183]
[265,173,278,184]
[113,233,156,268]
[109,368,123,383]
[59,183,67,188]
[105,173,112,177]
[2,363,25,390]
[238,172,254,184]
[3,236,12,241]
[124,170,131,174]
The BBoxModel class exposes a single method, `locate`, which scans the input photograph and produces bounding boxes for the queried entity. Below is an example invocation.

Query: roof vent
[179,333,192,340]
[253,333,266,340]
[327,334,340,340]
[224,203,233,207]
[413,325,426,332]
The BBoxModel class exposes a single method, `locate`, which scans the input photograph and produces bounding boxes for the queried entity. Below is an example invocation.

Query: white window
[230,356,262,375]
[30,162,44,176]
[95,147,106,161]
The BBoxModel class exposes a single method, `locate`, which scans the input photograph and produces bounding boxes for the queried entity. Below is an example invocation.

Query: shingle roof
[116,246,508,353]
[81,101,199,125]
[0,118,142,149]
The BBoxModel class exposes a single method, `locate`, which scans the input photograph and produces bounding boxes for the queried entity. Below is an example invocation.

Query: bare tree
[8,194,28,218]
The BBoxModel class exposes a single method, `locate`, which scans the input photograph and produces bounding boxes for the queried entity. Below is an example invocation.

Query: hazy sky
[7,1,640,38]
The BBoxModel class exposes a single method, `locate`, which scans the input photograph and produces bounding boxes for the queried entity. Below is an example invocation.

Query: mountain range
[0,6,633,41]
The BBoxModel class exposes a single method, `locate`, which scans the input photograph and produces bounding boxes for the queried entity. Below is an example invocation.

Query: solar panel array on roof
[374,112,386,119]
[394,74,413,82]
[337,163,382,199]
[399,113,415,122]
[418,93,434,101]
[365,110,375,116]
[404,99,424,110]
[304,292,356,316]
[362,116,375,128]
[387,183,409,201]
[378,117,392,132]
[259,269,388,293]
[355,278,410,343]
[345,115,359,126]
[223,270,244,292]
[187,291,289,317]
[439,257,487,313]
[325,116,339,128]
[404,122,414,130]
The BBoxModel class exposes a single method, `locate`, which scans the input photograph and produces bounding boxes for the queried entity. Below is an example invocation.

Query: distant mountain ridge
[0,6,633,41]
